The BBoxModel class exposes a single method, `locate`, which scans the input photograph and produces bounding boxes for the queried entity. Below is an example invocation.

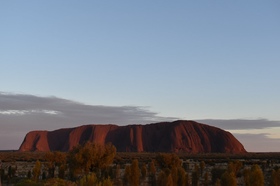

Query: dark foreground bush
[15,179,41,186]
[44,178,76,186]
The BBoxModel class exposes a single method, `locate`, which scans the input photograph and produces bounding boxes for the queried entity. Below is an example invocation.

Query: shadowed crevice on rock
[47,128,72,151]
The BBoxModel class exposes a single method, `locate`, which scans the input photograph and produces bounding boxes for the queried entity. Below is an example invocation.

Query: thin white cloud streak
[229,127,280,139]
[0,110,60,115]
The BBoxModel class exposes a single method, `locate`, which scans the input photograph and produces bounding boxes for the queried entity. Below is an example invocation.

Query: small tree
[68,142,116,180]
[45,151,67,178]
[228,161,242,176]
[130,159,140,186]
[204,172,209,186]
[157,171,168,186]
[243,164,264,186]
[177,166,187,186]
[101,177,113,186]
[220,162,238,186]
[123,165,131,186]
[141,163,147,182]
[156,153,181,169]
[243,168,250,186]
[220,171,237,186]
[166,174,173,186]
[58,164,66,179]
[148,160,157,186]
[215,179,221,186]
[115,164,121,180]
[192,170,199,186]
[249,164,264,186]
[212,168,226,184]
[32,160,41,182]
[171,166,178,185]
[200,161,205,176]
[78,173,98,186]
[270,169,280,186]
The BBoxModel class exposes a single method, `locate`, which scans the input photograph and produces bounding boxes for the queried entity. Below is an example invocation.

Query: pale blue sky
[1,1,280,151]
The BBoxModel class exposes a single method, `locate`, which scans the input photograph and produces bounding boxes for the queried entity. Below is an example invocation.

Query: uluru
[19,120,246,153]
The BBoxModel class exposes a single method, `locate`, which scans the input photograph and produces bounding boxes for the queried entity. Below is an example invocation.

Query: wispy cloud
[233,133,280,152]
[197,119,280,152]
[197,119,280,130]
[1,92,280,152]
[0,92,177,149]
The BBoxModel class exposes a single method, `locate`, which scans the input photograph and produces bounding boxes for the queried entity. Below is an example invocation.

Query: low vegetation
[0,145,280,185]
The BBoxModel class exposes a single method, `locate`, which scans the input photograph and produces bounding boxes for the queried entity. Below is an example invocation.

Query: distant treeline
[1,150,280,162]
[0,144,280,185]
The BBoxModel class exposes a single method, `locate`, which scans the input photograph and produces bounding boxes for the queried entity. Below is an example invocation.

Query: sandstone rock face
[19,120,246,153]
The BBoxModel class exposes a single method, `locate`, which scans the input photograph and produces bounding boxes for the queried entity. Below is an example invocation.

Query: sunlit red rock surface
[19,120,246,153]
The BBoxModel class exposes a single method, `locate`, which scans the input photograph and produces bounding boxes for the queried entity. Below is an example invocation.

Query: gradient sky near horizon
[1,1,280,151]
